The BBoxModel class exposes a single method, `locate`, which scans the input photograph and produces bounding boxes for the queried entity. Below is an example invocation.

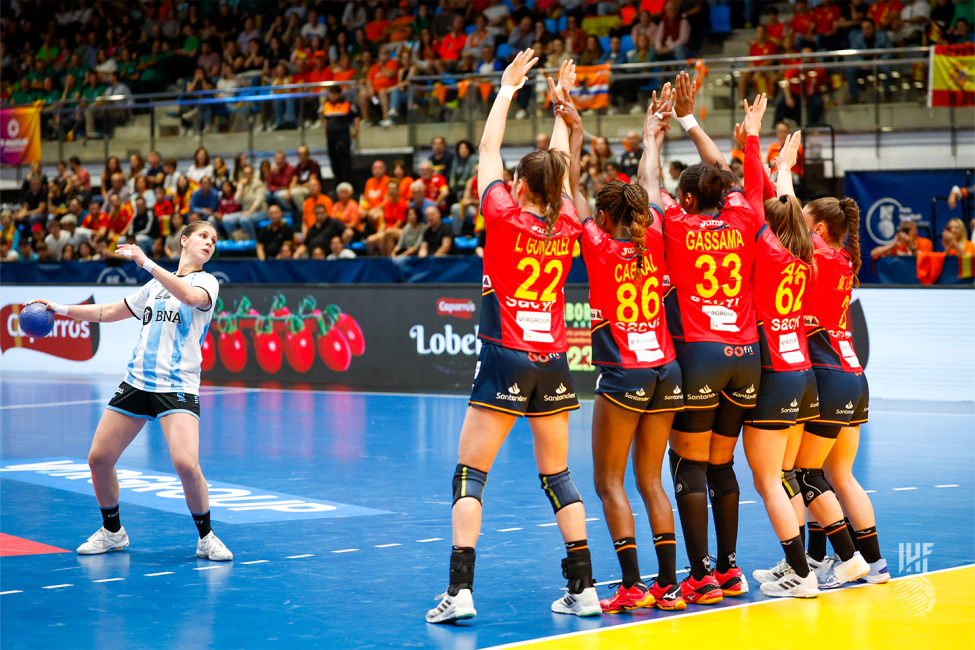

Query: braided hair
[596,180,653,283]
[806,196,862,285]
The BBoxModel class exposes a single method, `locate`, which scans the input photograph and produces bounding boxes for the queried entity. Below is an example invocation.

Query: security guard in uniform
[322,84,361,185]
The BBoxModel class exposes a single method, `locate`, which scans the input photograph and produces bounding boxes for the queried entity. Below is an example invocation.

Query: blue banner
[0,457,392,523]
[845,169,972,283]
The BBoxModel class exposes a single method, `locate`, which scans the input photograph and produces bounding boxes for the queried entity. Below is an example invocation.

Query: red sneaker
[648,580,686,611]
[712,566,750,597]
[599,584,655,613]
[680,573,723,605]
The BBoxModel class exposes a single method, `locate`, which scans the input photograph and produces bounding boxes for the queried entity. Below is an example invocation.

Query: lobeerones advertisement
[1,285,971,402]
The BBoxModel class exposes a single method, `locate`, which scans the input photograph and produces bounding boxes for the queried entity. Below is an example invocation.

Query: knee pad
[453,464,488,505]
[805,422,842,439]
[706,460,740,500]
[795,468,833,507]
[781,469,801,499]
[668,449,708,498]
[539,469,582,514]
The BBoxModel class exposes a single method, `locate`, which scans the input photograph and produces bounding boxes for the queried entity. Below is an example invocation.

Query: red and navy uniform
[469,180,583,417]
[659,189,763,435]
[741,134,819,428]
[804,233,868,430]
[582,213,684,414]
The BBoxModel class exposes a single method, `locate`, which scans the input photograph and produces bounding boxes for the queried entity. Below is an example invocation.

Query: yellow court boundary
[487,565,975,650]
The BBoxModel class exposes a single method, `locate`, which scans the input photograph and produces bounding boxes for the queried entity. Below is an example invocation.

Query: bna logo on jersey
[865,198,923,245]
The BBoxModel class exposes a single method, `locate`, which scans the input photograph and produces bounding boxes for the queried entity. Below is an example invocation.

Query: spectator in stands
[428,136,455,179]
[464,16,491,58]
[270,62,298,130]
[739,25,777,102]
[331,182,362,242]
[285,145,322,212]
[362,160,391,213]
[322,85,360,185]
[221,165,267,241]
[419,205,452,257]
[17,238,38,262]
[837,0,873,40]
[942,218,975,255]
[361,48,401,125]
[846,18,894,103]
[327,236,356,260]
[257,205,294,261]
[34,240,52,262]
[407,180,436,217]
[2,211,20,255]
[484,0,512,41]
[68,157,91,191]
[213,180,241,236]
[631,11,658,48]
[44,218,70,260]
[127,196,160,253]
[767,122,805,176]
[101,71,132,135]
[277,242,295,260]
[190,177,220,221]
[812,0,844,50]
[105,172,132,205]
[101,192,134,243]
[130,176,155,210]
[268,150,296,209]
[535,132,551,152]
[61,243,76,261]
[418,160,450,212]
[76,241,93,261]
[872,219,933,257]
[379,50,416,126]
[619,131,643,179]
[451,165,479,237]
[300,177,334,242]
[296,203,347,259]
[946,18,972,44]
[311,247,327,259]
[152,187,174,228]
[60,214,92,250]
[434,15,467,74]
[368,179,410,255]
[449,141,478,203]
[392,160,415,198]
[656,1,692,62]
[579,35,604,65]
[789,0,818,49]
[144,152,164,189]
[600,36,628,65]
[867,0,904,30]
[508,15,536,52]
[187,148,214,185]
[164,212,184,259]
[665,160,686,195]
[764,6,785,46]
[774,48,827,126]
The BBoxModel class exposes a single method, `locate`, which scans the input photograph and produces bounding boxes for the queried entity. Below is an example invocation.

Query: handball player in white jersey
[27,221,232,561]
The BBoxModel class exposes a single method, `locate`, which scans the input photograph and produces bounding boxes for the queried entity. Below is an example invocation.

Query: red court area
[0,534,68,557]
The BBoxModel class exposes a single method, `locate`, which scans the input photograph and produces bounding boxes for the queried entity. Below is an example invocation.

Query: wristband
[676,114,699,131]
[47,302,69,316]
[142,260,157,275]
[951,185,961,196]
[498,85,519,100]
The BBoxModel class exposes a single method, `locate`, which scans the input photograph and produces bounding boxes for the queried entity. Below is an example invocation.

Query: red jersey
[660,189,761,345]
[382,197,409,228]
[867,0,903,27]
[582,216,675,368]
[789,12,815,36]
[749,41,777,65]
[812,4,841,34]
[767,21,785,43]
[478,181,583,353]
[422,174,448,206]
[804,233,861,372]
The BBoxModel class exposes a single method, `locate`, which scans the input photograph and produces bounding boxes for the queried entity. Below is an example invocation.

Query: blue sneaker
[808,555,841,590]
[857,558,890,584]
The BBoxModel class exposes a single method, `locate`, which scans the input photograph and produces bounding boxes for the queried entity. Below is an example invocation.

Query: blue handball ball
[19,302,55,338]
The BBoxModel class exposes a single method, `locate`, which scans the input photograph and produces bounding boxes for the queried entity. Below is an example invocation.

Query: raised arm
[637,84,673,214]
[740,94,771,219]
[774,131,801,199]
[548,60,578,197]
[478,49,538,193]
[116,243,212,309]
[673,71,731,172]
[554,92,590,221]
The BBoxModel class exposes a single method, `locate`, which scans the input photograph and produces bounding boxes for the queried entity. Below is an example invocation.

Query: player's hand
[557,58,576,95]
[649,82,673,117]
[742,93,767,137]
[554,98,583,132]
[24,299,54,310]
[501,48,539,89]
[734,122,746,148]
[644,97,673,140]
[115,244,148,267]
[673,71,695,118]
[948,188,960,209]
[776,130,801,171]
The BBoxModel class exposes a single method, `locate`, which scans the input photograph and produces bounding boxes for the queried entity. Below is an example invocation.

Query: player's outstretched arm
[555,95,589,221]
[673,71,731,172]
[549,61,579,199]
[25,299,133,323]
[774,131,801,199]
[478,49,539,193]
[637,84,673,214]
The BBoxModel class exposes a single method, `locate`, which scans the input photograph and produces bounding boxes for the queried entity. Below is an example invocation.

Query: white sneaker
[753,557,790,584]
[379,118,394,127]
[426,588,476,623]
[832,552,870,584]
[760,569,820,598]
[552,587,601,617]
[857,558,890,584]
[808,555,842,589]
[514,109,527,120]
[388,107,399,118]
[196,531,233,561]
[77,526,129,555]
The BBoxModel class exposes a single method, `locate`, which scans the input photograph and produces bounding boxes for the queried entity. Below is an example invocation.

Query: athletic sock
[448,546,476,595]
[707,461,739,574]
[101,504,121,533]
[613,537,641,589]
[653,532,678,586]
[564,540,594,593]
[781,535,810,578]
[855,526,882,563]
[799,524,806,546]
[824,519,856,561]
[192,511,212,538]
[807,522,827,561]
[846,518,860,552]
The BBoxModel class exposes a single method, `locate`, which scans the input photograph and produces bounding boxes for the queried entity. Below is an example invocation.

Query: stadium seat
[620,34,634,52]
[545,19,558,34]
[349,241,367,252]
[255,216,294,230]
[599,36,611,51]
[215,240,257,253]
[466,24,476,35]
[706,6,732,34]
[453,236,479,252]
[557,16,568,33]
[496,43,513,60]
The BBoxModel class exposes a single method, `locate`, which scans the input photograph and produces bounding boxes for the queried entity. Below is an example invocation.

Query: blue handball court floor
[1,375,973,650]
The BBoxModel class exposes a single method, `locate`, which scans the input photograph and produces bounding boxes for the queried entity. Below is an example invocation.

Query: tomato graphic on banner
[0,298,100,361]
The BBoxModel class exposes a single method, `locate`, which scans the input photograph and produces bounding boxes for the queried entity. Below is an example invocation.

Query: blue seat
[557,16,568,33]
[706,5,732,34]
[599,36,612,51]
[349,241,367,252]
[215,240,256,252]
[545,19,558,34]
[453,236,478,251]
[466,24,476,35]
[502,0,515,11]
[496,43,513,60]
[255,216,294,229]
[620,34,634,52]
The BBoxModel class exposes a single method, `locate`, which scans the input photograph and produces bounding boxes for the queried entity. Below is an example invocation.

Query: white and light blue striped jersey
[122,271,219,394]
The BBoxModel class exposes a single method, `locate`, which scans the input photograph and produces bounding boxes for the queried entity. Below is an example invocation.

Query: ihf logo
[899,542,933,574]
[866,198,923,245]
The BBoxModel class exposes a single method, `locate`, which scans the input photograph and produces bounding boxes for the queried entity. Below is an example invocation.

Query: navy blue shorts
[744,369,819,430]
[671,341,761,436]
[469,343,580,417]
[107,382,201,421]
[595,360,685,414]
[808,367,869,427]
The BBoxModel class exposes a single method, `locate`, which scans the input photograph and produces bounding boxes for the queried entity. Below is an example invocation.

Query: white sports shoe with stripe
[426,589,477,623]
[197,532,233,561]
[759,569,820,598]
[77,526,130,555]
[552,587,601,616]
[753,557,790,584]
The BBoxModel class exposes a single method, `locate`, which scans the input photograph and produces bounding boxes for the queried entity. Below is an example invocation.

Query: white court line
[497,528,523,532]
[893,487,917,491]
[332,549,358,553]
[585,518,599,522]
[42,584,72,589]
[144,572,174,577]
[936,484,959,488]
[92,578,124,583]
[0,591,23,595]
[865,490,877,493]
[538,523,559,527]
[739,500,756,504]
[286,554,314,559]
[240,560,269,565]
[375,543,401,548]
[416,538,442,543]
[193,566,228,571]
[0,388,255,411]
[484,563,975,650]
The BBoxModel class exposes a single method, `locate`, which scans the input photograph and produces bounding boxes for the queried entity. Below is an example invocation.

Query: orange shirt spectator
[333,66,356,83]
[382,195,410,229]
[887,237,934,256]
[439,31,467,61]
[948,241,975,256]
[363,174,391,210]
[303,193,335,230]
[307,64,333,84]
[620,5,638,24]
[104,203,134,235]
[640,0,666,16]
[81,211,109,232]
[767,141,805,177]
[867,0,904,29]
[812,3,842,35]
[370,58,401,92]
[398,175,415,198]
[388,16,415,42]
[365,18,390,43]
[331,198,361,229]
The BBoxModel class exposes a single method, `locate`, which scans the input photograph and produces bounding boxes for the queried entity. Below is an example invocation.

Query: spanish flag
[928,43,975,108]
